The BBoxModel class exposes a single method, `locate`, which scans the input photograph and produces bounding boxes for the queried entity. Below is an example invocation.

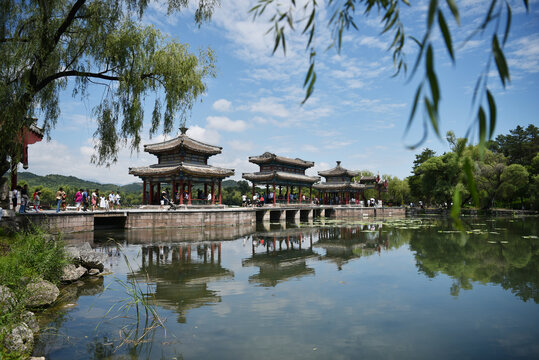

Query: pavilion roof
[129,163,234,178]
[318,161,359,178]
[242,171,320,185]
[144,130,222,155]
[248,152,314,168]
[313,182,366,191]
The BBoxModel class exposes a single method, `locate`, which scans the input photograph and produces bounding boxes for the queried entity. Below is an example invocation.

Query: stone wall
[23,213,94,233]
[125,209,256,229]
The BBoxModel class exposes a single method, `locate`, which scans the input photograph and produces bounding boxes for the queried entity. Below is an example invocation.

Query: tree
[251,0,527,149]
[475,150,507,209]
[0,0,217,178]
[490,125,539,169]
[500,164,529,208]
[408,148,435,202]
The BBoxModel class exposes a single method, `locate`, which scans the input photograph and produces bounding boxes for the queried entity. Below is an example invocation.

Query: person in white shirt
[108,191,115,210]
[114,192,121,210]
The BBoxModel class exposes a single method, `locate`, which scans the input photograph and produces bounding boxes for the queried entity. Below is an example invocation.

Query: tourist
[19,184,29,213]
[99,195,106,210]
[207,192,211,204]
[11,186,19,211]
[61,189,67,211]
[82,189,89,211]
[108,191,115,210]
[74,189,82,211]
[160,190,168,209]
[91,190,97,211]
[115,191,121,210]
[242,194,247,206]
[33,190,41,212]
[56,187,63,213]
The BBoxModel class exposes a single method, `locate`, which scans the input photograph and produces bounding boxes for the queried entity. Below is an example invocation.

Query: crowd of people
[8,186,122,213]
[54,188,121,213]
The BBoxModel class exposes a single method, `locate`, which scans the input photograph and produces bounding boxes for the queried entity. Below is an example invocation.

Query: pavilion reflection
[124,224,256,244]
[131,242,233,323]
[242,229,318,287]
[317,223,389,270]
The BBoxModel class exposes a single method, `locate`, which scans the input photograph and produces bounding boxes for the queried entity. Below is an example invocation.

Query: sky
[22,0,539,185]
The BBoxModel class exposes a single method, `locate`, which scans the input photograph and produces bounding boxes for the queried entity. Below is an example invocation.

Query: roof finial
[336,160,341,166]
[180,125,188,135]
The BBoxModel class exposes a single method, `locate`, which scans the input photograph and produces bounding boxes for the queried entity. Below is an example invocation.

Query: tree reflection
[408,218,539,303]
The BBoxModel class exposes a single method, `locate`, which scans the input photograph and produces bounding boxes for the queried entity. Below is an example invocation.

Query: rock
[64,242,93,261]
[21,311,39,333]
[25,280,59,308]
[61,264,88,282]
[29,357,46,360]
[88,268,100,276]
[0,285,16,313]
[79,250,107,271]
[3,323,33,353]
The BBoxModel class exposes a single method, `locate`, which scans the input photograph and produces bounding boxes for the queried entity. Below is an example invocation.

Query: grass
[0,227,69,359]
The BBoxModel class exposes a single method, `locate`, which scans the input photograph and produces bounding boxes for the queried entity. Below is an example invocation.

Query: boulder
[2,323,34,353]
[79,250,107,271]
[88,268,100,276]
[61,264,88,282]
[25,280,59,307]
[64,242,92,261]
[0,285,16,313]
[21,311,39,333]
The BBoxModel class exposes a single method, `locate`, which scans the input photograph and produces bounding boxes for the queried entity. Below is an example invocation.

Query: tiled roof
[242,171,320,184]
[248,152,314,168]
[144,134,222,155]
[318,161,359,178]
[129,163,234,178]
[313,182,366,191]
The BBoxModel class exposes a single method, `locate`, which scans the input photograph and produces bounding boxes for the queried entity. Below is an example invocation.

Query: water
[34,216,539,359]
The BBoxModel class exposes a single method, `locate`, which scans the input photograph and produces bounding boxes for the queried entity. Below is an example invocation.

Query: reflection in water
[132,243,232,323]
[408,219,539,302]
[34,217,539,359]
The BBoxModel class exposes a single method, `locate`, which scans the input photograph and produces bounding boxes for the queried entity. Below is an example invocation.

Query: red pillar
[273,183,276,205]
[188,180,192,205]
[149,181,153,204]
[299,186,302,204]
[252,183,255,200]
[142,180,147,205]
[218,180,222,204]
[179,179,184,205]
[204,183,208,202]
[172,180,176,204]
[211,182,215,205]
[157,183,161,201]
[286,185,289,204]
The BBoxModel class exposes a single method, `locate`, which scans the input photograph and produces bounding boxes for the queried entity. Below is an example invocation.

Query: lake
[34,216,539,359]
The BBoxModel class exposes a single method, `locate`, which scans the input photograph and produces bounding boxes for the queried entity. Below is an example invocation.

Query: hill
[16,172,142,194]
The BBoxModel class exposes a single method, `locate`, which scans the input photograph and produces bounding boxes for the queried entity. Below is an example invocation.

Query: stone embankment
[0,242,108,356]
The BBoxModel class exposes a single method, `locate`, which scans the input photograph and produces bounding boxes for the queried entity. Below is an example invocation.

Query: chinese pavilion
[314,161,388,205]
[242,152,320,205]
[129,127,234,205]
[313,161,364,205]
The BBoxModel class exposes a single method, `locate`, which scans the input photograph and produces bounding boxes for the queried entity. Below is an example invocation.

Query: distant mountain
[16,172,142,194]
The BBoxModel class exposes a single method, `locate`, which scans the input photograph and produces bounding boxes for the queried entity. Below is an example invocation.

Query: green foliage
[408,124,538,210]
[489,124,539,169]
[0,228,68,290]
[0,0,217,171]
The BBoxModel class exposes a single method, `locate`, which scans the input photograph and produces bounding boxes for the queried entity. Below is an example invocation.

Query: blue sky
[24,0,539,184]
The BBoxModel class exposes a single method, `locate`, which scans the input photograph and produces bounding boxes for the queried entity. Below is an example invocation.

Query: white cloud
[250,97,290,118]
[229,140,253,151]
[207,116,248,132]
[212,99,232,112]
[187,125,221,145]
